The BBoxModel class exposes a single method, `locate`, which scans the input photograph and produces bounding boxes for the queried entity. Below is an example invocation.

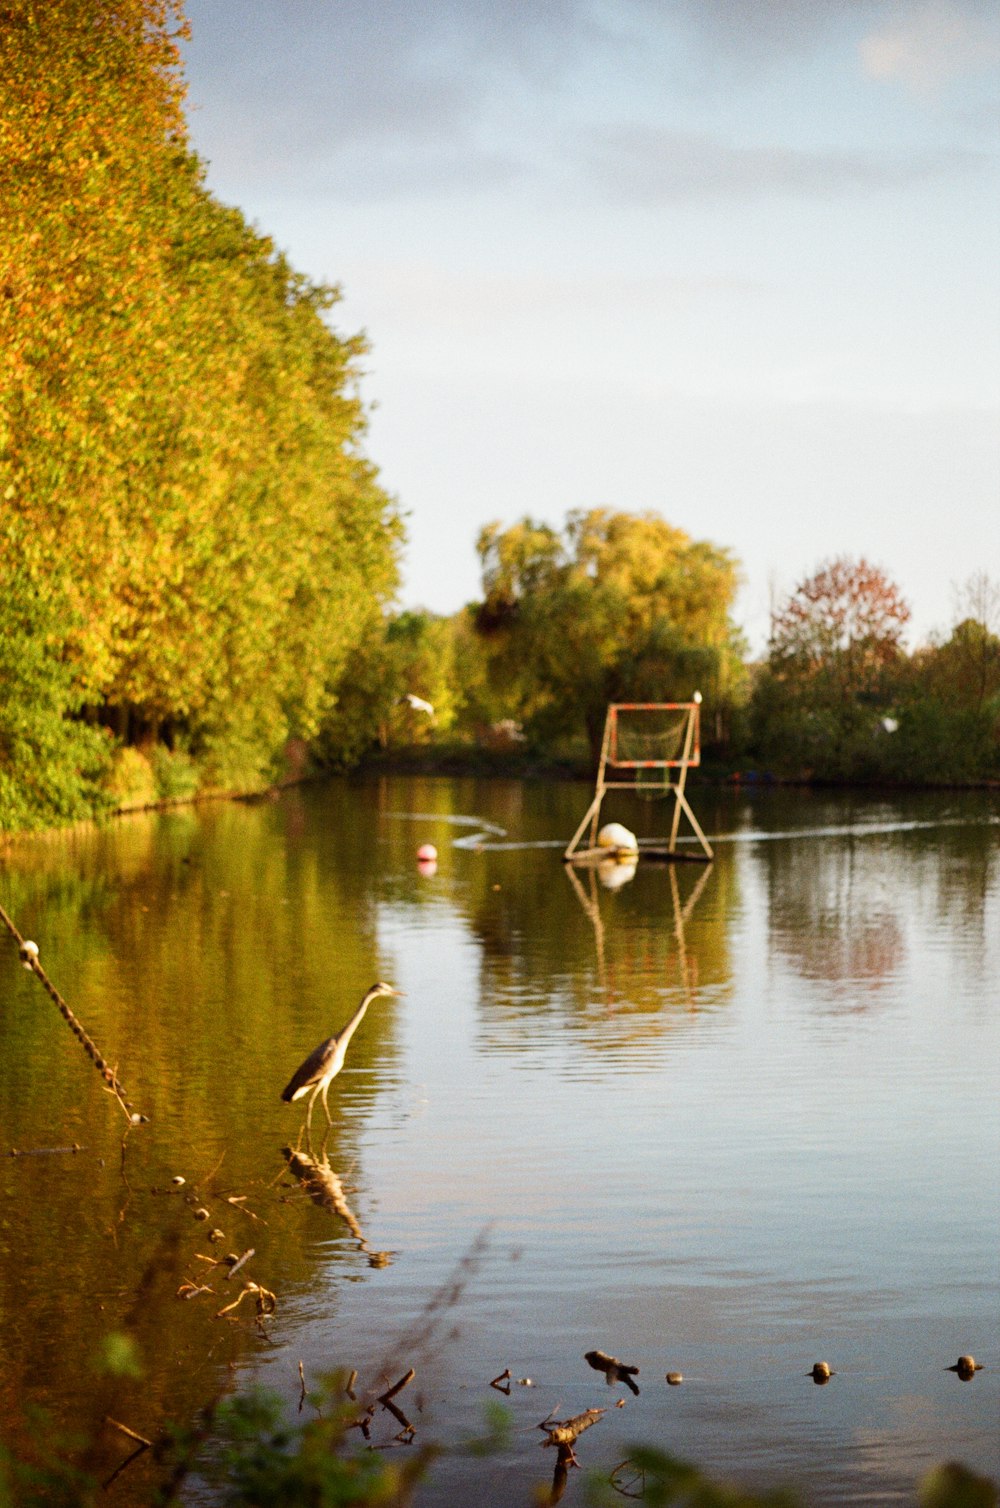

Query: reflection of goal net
[609,703,700,769]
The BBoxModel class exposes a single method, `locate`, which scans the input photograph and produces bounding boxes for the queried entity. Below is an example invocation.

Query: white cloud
[860,0,1000,92]
[581,126,980,202]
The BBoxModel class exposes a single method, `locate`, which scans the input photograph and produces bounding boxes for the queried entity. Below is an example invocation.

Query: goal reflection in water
[564,855,715,1012]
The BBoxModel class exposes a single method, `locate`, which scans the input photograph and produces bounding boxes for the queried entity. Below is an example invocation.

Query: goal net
[607,703,700,769]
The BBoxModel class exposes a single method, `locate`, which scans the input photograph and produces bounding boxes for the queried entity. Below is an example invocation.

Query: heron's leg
[306,1082,320,1134]
[321,1079,333,1125]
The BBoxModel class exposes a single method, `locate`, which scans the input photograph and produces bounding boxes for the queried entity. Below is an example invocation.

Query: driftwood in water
[585,1348,640,1394]
[539,1407,605,1451]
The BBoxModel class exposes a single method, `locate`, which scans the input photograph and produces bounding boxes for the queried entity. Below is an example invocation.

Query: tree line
[1,0,400,829]
[327,530,1000,789]
[1,3,997,833]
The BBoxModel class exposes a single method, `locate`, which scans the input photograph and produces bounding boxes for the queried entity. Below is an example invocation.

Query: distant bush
[104,746,156,809]
[0,563,113,832]
[151,746,200,802]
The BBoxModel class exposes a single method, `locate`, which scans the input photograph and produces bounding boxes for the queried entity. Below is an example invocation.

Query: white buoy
[417,843,437,862]
[597,822,638,854]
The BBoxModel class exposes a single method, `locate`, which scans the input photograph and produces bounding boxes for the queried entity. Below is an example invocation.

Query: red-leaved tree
[769,556,910,709]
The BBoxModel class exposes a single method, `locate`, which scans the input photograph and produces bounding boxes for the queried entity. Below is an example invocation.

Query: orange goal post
[564,700,713,863]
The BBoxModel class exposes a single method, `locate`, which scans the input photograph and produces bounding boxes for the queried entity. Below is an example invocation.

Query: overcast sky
[180,0,999,651]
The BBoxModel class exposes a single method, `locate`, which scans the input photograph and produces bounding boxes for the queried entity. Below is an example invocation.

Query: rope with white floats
[0,899,147,1125]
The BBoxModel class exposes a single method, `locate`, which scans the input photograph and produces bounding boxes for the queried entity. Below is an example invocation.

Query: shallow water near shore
[1,776,997,1504]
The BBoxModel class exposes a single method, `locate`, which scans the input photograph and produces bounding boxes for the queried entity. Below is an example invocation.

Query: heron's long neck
[338,991,376,1048]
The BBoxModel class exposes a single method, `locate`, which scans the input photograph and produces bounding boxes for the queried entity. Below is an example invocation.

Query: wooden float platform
[565,846,711,866]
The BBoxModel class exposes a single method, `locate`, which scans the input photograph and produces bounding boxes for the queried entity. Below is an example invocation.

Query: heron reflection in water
[281,981,402,1132]
[283,1138,393,1267]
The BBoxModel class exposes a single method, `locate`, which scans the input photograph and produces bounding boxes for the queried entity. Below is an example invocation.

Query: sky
[179,0,1000,652]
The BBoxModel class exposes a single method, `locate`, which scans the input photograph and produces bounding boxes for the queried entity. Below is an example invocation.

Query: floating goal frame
[564,701,713,863]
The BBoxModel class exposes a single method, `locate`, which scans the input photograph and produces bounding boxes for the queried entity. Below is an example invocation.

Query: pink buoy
[417,843,438,862]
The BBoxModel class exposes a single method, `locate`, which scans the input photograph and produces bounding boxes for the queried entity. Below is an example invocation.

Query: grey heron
[281,981,402,1130]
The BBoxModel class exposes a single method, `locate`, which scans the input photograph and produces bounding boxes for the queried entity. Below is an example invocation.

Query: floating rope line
[0,899,147,1126]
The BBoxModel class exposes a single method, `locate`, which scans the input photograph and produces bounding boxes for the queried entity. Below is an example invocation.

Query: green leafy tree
[474,509,743,759]
[319,611,459,765]
[885,573,1000,783]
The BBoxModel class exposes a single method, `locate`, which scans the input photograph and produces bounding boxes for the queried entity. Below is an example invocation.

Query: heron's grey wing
[281,1036,336,1101]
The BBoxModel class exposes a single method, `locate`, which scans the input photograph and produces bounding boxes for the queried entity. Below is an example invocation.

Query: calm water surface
[0,777,997,1504]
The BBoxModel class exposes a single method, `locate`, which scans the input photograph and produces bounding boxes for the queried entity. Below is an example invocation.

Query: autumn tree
[768,557,910,703]
[0,0,402,822]
[473,509,744,758]
[753,557,911,777]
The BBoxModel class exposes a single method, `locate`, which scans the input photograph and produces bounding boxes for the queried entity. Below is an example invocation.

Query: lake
[0,776,997,1504]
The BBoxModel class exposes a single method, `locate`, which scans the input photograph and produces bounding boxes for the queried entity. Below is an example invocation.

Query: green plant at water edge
[0,1409,99,1508]
[1,1397,997,1507]
[186,1389,430,1507]
[150,744,200,801]
[585,1447,802,1507]
[585,1449,998,1508]
[918,1461,999,1508]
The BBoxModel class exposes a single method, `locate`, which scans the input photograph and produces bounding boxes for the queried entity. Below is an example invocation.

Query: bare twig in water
[8,1144,85,1157]
[176,1279,215,1300]
[550,1444,574,1503]
[346,1368,418,1444]
[102,1441,149,1492]
[226,1194,267,1225]
[215,1282,276,1321]
[105,1417,153,1448]
[490,1367,512,1393]
[378,1368,415,1405]
[223,1247,256,1281]
[609,1459,647,1499]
